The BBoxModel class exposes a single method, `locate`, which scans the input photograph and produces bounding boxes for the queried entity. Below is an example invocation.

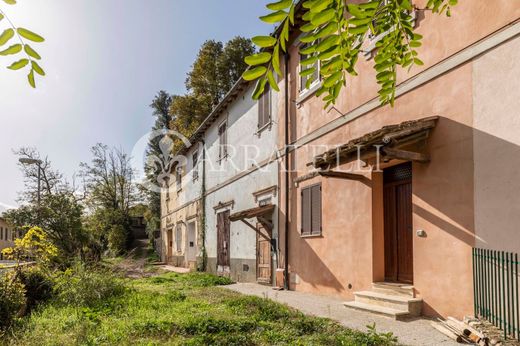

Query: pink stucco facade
[276,2,520,319]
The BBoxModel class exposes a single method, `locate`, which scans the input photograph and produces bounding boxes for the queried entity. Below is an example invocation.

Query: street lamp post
[18,158,43,220]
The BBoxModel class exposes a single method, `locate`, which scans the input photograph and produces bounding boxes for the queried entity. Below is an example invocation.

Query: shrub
[0,272,26,330]
[108,224,127,255]
[53,263,125,307]
[18,266,55,313]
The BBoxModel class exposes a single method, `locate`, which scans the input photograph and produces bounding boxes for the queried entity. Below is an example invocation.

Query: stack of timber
[431,316,491,345]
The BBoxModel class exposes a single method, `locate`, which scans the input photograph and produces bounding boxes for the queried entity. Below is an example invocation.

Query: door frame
[256,222,272,284]
[216,210,231,274]
[383,162,414,284]
[166,228,173,263]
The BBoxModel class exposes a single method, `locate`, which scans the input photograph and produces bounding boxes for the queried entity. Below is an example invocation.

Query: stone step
[372,282,415,297]
[343,301,411,320]
[354,291,422,316]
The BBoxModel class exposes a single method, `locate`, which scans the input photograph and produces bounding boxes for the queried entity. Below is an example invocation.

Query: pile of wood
[431,316,496,345]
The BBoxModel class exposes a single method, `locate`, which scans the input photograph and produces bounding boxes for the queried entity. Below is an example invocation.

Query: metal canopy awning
[313,116,439,169]
[229,204,275,241]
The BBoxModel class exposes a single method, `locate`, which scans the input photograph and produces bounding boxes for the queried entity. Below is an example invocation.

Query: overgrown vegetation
[2,270,398,345]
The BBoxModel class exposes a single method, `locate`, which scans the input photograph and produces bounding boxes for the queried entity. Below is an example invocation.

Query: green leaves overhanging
[243,0,457,107]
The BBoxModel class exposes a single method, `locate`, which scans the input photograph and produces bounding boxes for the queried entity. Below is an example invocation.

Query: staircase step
[354,291,422,315]
[343,301,410,320]
[372,282,415,297]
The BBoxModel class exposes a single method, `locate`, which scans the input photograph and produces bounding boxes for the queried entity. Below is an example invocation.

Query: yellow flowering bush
[1,227,58,264]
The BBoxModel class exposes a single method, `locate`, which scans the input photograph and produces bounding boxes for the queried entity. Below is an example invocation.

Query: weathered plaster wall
[473,36,520,254]
[203,84,279,281]
[0,218,15,259]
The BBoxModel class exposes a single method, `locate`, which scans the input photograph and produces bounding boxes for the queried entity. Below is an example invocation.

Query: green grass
[5,272,398,346]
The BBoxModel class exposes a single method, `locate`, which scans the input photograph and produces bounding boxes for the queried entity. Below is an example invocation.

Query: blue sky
[0,0,271,209]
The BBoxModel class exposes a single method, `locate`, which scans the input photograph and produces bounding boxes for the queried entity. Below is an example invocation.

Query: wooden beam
[257,216,273,232]
[318,171,365,181]
[240,219,270,241]
[382,147,430,163]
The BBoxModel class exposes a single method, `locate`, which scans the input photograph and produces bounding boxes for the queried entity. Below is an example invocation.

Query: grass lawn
[4,271,398,345]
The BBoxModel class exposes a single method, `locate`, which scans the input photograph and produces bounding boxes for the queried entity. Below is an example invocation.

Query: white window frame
[298,42,322,96]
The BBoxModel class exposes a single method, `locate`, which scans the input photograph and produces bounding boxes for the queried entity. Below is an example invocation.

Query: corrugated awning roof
[313,116,439,169]
[229,204,275,222]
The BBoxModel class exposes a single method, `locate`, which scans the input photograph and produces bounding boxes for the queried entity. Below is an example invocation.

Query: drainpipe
[200,139,208,272]
[284,52,290,290]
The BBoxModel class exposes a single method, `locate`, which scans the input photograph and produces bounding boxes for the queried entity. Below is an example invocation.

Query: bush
[18,266,55,313]
[0,272,26,330]
[108,224,127,255]
[53,263,125,307]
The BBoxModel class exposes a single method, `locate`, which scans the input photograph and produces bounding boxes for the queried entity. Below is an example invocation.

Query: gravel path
[224,283,460,346]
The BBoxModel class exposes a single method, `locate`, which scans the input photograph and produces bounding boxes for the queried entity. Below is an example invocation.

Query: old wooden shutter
[258,86,271,129]
[301,187,312,235]
[311,184,322,235]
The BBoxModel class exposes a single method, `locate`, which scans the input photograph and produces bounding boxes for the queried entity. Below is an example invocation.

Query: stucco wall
[473,36,520,254]
[203,83,279,282]
[277,2,520,319]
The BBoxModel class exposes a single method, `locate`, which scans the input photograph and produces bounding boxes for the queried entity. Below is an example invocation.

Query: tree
[143,91,173,225]
[0,0,45,87]
[244,0,457,107]
[217,36,257,98]
[80,144,140,253]
[7,148,87,259]
[169,37,255,139]
[15,147,64,204]
[4,192,85,259]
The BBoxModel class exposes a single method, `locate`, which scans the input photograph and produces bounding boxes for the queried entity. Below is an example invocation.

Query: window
[299,42,321,92]
[175,166,182,191]
[165,178,170,201]
[301,184,322,236]
[218,121,228,160]
[259,197,271,207]
[192,151,199,181]
[0,227,3,240]
[258,85,271,129]
[175,225,182,253]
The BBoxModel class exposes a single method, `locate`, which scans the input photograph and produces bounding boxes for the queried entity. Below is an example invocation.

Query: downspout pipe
[200,139,208,272]
[284,52,290,290]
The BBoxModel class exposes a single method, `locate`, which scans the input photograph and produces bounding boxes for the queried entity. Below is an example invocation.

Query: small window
[258,86,271,129]
[299,42,321,92]
[176,225,182,253]
[192,151,199,181]
[176,166,182,191]
[259,197,271,207]
[218,121,228,160]
[301,184,322,236]
[165,178,170,201]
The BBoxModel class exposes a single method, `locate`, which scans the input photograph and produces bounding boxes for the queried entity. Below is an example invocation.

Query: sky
[0,0,270,211]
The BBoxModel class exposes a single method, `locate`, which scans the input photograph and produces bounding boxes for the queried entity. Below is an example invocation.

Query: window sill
[296,81,323,105]
[300,233,322,239]
[256,121,272,136]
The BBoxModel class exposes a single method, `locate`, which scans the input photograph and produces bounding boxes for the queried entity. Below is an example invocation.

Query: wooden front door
[217,211,230,271]
[256,223,271,284]
[383,162,414,284]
